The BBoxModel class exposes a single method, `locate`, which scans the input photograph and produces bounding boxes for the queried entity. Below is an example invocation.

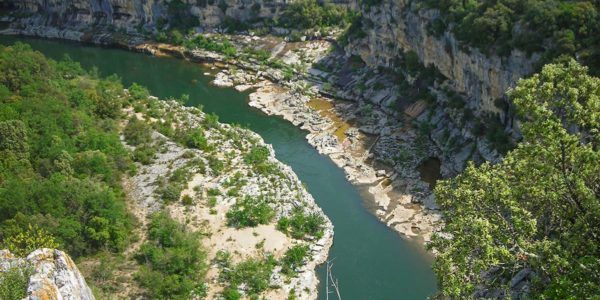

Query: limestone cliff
[2,0,538,118]
[2,0,289,30]
[0,248,95,300]
[345,0,540,118]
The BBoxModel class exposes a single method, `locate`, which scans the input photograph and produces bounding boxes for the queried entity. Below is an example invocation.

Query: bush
[203,113,220,128]
[207,155,224,174]
[128,83,150,101]
[123,116,152,146]
[135,212,207,299]
[0,44,133,258]
[0,266,32,299]
[158,182,182,203]
[277,208,325,239]
[1,224,58,257]
[226,196,275,228]
[184,128,210,150]
[281,245,309,276]
[218,252,277,298]
[244,146,270,165]
[132,144,157,165]
[184,35,237,58]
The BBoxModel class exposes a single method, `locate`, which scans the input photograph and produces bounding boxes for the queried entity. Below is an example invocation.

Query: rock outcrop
[0,248,95,300]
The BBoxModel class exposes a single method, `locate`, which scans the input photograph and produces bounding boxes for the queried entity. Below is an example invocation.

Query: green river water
[1,36,437,299]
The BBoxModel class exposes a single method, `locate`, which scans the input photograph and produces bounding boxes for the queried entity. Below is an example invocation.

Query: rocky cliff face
[345,0,539,118]
[3,0,290,30]
[3,0,538,119]
[0,248,95,300]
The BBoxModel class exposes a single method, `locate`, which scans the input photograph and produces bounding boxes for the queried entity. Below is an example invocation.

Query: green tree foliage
[135,212,207,299]
[279,0,357,30]
[2,224,58,257]
[429,60,600,298]
[424,0,600,74]
[128,83,150,101]
[0,43,133,258]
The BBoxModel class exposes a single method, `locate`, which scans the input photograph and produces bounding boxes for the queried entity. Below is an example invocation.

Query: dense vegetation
[278,0,357,31]
[429,60,599,298]
[0,43,133,258]
[0,266,32,299]
[423,0,600,74]
[135,212,207,299]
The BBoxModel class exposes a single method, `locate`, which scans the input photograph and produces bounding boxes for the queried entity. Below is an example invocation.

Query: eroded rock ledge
[0,248,95,300]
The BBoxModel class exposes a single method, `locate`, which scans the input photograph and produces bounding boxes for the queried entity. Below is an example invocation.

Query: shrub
[218,252,277,297]
[184,36,237,58]
[207,155,224,174]
[0,266,32,299]
[203,113,220,128]
[135,212,207,299]
[158,183,182,203]
[123,116,152,146]
[181,194,194,206]
[244,146,270,165]
[277,208,325,239]
[226,196,275,228]
[0,44,133,259]
[132,144,157,165]
[128,83,150,101]
[279,0,355,30]
[1,224,58,257]
[281,245,309,276]
[184,128,210,150]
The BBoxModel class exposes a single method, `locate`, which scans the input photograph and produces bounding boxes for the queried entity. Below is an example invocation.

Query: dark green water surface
[1,36,437,299]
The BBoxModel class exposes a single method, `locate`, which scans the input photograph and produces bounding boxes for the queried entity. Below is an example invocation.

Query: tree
[429,60,600,298]
[2,224,59,257]
[0,120,29,156]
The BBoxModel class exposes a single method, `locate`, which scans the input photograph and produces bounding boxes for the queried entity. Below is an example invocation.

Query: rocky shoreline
[0,25,442,243]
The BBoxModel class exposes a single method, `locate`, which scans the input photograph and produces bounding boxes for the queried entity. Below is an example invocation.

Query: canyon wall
[3,0,539,118]
[345,0,539,118]
[2,0,289,30]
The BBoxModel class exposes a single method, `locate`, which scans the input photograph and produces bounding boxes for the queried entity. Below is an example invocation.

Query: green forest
[423,0,600,74]
[0,43,134,258]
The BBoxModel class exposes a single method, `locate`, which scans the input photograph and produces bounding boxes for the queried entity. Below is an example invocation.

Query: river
[0,36,437,299]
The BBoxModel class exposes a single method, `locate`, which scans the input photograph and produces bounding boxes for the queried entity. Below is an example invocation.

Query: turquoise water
[0,36,437,299]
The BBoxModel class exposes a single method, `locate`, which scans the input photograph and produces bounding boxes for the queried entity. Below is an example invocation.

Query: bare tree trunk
[326,259,342,300]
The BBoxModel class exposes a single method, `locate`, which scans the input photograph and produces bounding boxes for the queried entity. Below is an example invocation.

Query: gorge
[0,0,598,299]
